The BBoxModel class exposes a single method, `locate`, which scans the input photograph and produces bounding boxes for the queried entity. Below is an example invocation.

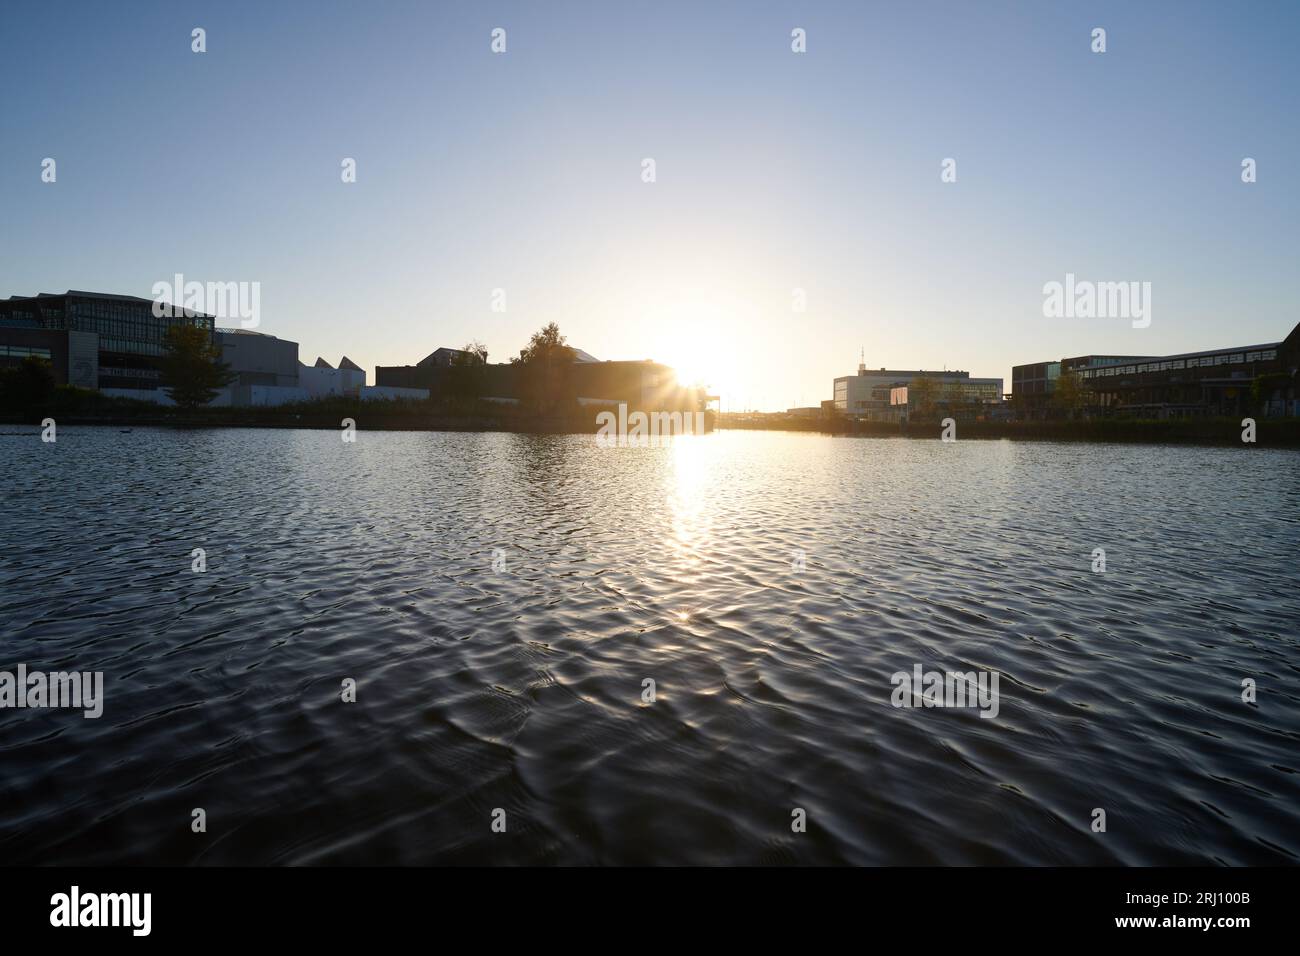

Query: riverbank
[718,414,1300,447]
[5,389,1297,446]
[0,390,717,435]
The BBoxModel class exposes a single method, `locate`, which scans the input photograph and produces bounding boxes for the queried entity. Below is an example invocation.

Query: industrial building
[1011,321,1300,418]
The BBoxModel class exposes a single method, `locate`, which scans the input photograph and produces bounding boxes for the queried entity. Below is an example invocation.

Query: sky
[2,0,1297,411]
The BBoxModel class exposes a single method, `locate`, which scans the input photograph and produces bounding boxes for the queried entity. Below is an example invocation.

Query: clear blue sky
[2,0,1297,410]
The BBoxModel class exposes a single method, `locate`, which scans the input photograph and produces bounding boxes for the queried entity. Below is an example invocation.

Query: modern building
[885,379,1006,421]
[0,326,99,389]
[218,329,299,388]
[0,288,395,407]
[1012,321,1300,418]
[1010,355,1153,417]
[0,290,214,391]
[834,358,1003,420]
[210,328,306,406]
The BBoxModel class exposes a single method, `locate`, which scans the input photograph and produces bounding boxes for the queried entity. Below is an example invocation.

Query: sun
[649,291,760,404]
[666,349,711,390]
[658,329,735,396]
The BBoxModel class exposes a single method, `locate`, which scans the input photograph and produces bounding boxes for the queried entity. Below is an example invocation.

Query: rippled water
[2,427,1297,865]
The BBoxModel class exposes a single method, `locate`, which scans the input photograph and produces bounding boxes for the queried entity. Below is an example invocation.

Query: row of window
[1082,349,1277,380]
[99,338,166,356]
[0,345,53,360]
[71,315,211,348]
[73,301,156,321]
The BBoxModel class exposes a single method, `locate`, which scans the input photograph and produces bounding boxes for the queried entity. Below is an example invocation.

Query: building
[0,288,392,407]
[886,378,1005,421]
[0,290,214,391]
[422,347,480,369]
[834,357,1002,420]
[210,328,307,406]
[0,326,99,389]
[374,347,482,389]
[1011,355,1153,418]
[377,346,702,412]
[1012,321,1300,419]
[298,355,367,399]
[218,329,299,388]
[571,359,696,410]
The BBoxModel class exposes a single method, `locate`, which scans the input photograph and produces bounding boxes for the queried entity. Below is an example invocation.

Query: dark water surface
[2,427,1297,865]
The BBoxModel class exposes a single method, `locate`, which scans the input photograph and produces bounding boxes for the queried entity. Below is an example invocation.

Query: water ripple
[1,428,1297,864]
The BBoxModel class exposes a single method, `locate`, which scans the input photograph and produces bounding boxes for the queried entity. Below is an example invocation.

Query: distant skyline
[3,0,1297,410]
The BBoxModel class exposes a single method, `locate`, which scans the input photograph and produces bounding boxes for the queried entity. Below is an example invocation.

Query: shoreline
[717,416,1300,447]
[4,412,1299,446]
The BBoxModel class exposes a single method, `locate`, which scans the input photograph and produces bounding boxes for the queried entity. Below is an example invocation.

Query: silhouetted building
[377,346,699,411]
[375,347,483,387]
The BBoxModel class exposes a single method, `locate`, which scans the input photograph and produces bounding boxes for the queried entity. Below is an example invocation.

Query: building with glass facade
[0,290,214,391]
[1011,355,1154,418]
[833,361,1003,420]
[1012,321,1300,418]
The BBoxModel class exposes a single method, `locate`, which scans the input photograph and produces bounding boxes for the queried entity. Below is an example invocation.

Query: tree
[512,322,575,411]
[0,355,56,419]
[909,373,938,421]
[515,322,572,365]
[1051,369,1086,420]
[159,324,234,409]
[452,341,488,366]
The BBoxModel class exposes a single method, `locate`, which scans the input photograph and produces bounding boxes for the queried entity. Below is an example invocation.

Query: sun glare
[658,323,737,399]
